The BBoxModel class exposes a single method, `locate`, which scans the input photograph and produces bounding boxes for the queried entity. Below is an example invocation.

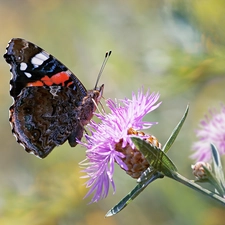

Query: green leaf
[131,137,177,177]
[163,105,189,153]
[211,144,225,193]
[105,171,163,217]
[137,166,155,183]
[202,165,225,196]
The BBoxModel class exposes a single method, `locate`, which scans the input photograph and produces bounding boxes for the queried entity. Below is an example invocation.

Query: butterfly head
[93,84,104,105]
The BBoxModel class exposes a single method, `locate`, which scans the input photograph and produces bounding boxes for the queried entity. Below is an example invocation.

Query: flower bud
[191,162,212,179]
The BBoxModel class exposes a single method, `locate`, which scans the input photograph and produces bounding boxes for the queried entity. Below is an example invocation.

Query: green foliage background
[0,0,225,224]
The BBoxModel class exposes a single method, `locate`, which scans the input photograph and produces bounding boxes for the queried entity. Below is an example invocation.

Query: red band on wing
[50,72,70,85]
[27,80,44,86]
[26,72,72,87]
[41,75,53,86]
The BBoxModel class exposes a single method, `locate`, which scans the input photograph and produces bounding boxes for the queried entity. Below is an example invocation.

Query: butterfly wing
[4,38,87,100]
[4,38,88,158]
[10,86,84,158]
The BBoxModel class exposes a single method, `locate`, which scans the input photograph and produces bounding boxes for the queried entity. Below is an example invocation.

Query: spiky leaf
[163,105,189,153]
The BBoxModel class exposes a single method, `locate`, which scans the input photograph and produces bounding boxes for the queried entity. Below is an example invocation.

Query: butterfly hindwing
[4,38,103,158]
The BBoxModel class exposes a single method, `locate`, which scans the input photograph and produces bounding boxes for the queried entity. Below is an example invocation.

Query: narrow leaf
[105,171,163,217]
[211,144,225,192]
[131,137,177,177]
[163,105,189,153]
[202,165,225,196]
[137,166,155,183]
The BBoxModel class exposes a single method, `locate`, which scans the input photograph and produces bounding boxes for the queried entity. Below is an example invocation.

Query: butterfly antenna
[94,50,112,90]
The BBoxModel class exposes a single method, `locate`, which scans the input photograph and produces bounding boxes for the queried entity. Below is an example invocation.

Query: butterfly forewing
[4,38,103,158]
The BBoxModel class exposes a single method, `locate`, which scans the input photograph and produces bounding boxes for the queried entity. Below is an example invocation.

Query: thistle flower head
[79,88,161,203]
[192,105,225,162]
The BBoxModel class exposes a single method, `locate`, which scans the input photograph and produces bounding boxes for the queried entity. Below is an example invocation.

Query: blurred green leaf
[163,105,189,153]
[210,144,225,194]
[202,165,225,197]
[211,144,225,187]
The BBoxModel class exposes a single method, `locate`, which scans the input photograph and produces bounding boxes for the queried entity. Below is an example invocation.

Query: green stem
[168,172,225,205]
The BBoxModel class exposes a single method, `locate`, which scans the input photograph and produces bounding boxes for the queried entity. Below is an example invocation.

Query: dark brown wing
[10,86,84,158]
[4,38,103,158]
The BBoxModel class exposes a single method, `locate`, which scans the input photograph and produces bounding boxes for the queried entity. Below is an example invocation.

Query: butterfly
[4,38,110,158]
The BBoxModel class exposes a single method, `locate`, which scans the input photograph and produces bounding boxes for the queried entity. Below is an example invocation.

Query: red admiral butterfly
[4,38,110,158]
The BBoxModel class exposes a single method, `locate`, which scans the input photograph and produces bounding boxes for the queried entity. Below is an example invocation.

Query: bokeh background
[0,0,225,224]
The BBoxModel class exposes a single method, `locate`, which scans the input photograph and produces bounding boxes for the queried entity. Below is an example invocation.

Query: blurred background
[0,0,225,224]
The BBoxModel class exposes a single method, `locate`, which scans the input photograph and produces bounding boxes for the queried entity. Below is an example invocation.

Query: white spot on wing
[24,72,32,78]
[31,52,49,67]
[20,62,27,71]
[31,57,44,66]
[19,142,26,149]
[35,52,49,61]
[29,151,42,159]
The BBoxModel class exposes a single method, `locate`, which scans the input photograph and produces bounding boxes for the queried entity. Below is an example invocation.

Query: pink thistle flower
[79,88,161,203]
[192,105,225,162]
